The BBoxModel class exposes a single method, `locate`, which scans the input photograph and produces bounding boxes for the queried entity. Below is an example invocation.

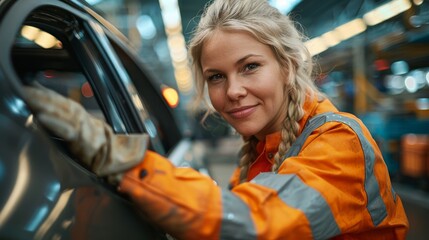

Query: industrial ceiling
[90,0,429,103]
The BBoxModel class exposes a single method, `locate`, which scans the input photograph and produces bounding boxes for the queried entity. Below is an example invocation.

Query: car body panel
[0,100,166,239]
[0,0,206,239]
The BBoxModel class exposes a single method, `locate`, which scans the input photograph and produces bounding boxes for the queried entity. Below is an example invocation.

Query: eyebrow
[203,54,262,75]
[236,54,262,65]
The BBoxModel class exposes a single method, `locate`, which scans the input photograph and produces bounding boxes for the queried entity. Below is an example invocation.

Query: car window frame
[0,1,128,132]
[83,19,167,154]
[1,0,167,153]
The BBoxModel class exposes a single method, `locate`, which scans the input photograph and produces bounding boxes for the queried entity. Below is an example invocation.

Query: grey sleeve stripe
[282,112,387,226]
[252,173,341,240]
[284,112,333,158]
[220,190,257,240]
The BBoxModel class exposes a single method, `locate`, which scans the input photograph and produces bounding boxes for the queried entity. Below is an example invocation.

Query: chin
[233,128,257,138]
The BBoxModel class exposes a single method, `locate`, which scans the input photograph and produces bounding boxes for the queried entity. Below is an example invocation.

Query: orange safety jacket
[118,95,409,240]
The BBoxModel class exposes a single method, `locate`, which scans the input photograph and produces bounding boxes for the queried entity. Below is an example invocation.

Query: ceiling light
[34,31,59,49]
[269,0,302,14]
[21,25,40,41]
[334,19,367,41]
[363,0,412,26]
[413,0,424,5]
[320,31,341,47]
[305,37,328,56]
[136,15,156,40]
[85,0,102,5]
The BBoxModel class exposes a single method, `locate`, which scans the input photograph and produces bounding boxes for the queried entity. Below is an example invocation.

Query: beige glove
[23,86,149,183]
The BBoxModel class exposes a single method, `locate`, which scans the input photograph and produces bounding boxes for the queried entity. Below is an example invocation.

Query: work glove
[23,86,149,184]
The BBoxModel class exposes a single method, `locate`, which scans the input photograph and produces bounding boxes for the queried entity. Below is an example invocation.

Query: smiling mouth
[227,106,257,119]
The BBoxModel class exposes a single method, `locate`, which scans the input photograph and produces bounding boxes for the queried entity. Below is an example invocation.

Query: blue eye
[207,73,224,82]
[244,63,259,72]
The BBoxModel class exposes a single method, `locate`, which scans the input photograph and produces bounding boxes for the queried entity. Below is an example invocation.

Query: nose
[226,76,247,101]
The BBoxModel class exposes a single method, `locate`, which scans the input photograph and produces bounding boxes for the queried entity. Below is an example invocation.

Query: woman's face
[201,29,287,140]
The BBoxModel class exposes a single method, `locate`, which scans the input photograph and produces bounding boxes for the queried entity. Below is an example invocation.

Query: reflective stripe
[220,190,257,240]
[283,113,387,226]
[252,173,341,240]
[284,112,332,158]
[392,187,397,203]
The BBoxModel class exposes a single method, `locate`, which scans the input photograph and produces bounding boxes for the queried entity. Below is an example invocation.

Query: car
[0,0,207,239]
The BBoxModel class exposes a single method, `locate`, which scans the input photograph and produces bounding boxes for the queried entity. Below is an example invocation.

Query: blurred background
[85,0,429,238]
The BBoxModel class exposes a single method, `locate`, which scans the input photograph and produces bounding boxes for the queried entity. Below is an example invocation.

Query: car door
[81,1,209,172]
[0,0,172,239]
[103,23,209,172]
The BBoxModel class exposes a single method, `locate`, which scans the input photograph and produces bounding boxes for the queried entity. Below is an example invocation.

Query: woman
[25,0,408,239]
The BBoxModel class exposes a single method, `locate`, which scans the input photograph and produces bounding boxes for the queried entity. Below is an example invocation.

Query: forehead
[202,29,259,52]
[201,29,274,66]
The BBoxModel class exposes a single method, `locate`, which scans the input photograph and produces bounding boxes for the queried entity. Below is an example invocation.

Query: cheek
[207,86,224,111]
[274,83,286,105]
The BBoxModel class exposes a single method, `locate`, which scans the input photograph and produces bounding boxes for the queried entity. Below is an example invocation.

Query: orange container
[401,134,429,178]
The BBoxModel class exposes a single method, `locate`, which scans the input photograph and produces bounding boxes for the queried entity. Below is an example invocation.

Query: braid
[272,87,305,171]
[238,136,258,183]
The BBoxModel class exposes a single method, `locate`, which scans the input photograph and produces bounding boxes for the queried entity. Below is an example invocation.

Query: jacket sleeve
[118,113,408,240]
[118,150,224,240]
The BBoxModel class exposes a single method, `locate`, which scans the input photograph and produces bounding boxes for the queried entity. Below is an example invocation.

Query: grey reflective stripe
[282,112,387,226]
[220,190,257,240]
[284,112,333,158]
[392,187,397,203]
[252,173,341,240]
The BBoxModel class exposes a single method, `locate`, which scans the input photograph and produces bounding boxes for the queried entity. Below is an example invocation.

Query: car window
[12,26,105,121]
[10,5,172,154]
[107,38,182,153]
[10,6,134,132]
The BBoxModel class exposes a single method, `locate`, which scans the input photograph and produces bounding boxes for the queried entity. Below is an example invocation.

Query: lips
[227,105,257,119]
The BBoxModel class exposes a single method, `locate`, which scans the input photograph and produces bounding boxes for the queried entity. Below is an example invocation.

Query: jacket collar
[298,92,319,135]
[257,93,337,155]
[297,92,338,134]
[256,131,281,162]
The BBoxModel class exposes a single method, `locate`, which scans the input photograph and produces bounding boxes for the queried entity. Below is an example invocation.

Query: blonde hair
[189,0,324,183]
